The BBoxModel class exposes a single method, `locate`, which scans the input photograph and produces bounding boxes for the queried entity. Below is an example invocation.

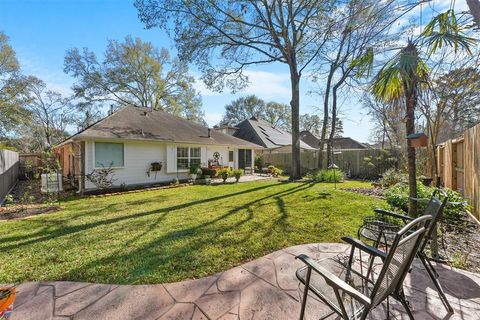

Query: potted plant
[217,167,232,183]
[233,169,244,182]
[204,175,212,185]
[189,165,199,182]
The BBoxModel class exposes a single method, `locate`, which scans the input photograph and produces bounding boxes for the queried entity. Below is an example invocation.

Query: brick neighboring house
[53,106,261,191]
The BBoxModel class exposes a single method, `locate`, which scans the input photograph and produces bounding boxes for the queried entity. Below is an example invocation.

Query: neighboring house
[299,130,370,150]
[231,117,316,152]
[54,106,260,191]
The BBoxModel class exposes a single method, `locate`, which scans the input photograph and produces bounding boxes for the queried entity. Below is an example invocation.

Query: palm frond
[350,47,374,78]
[422,9,477,54]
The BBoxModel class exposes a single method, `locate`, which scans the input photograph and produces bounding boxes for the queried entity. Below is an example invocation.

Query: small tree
[371,10,475,216]
[85,165,117,190]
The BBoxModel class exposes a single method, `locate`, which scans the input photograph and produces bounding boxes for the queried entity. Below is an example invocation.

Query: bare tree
[135,0,335,179]
[314,0,422,168]
[27,79,76,148]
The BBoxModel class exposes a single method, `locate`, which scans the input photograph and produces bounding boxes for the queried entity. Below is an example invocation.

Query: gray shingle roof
[299,130,369,149]
[62,106,261,148]
[234,117,315,150]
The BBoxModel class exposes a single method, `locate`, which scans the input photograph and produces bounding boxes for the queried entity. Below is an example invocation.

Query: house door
[238,149,252,169]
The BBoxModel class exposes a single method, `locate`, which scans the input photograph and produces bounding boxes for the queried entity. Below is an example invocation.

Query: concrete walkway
[8,243,480,319]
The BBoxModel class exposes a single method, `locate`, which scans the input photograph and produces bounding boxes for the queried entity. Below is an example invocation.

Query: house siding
[82,139,251,190]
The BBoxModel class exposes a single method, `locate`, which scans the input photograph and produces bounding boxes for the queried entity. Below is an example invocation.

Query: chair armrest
[296,254,371,306]
[342,236,387,260]
[374,209,413,222]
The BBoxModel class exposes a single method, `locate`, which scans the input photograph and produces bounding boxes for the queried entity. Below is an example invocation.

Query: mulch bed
[0,204,61,220]
[0,179,66,220]
[341,187,385,198]
[342,186,480,273]
[440,214,480,273]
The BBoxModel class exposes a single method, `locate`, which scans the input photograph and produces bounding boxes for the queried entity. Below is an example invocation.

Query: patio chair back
[418,189,448,252]
[370,215,432,307]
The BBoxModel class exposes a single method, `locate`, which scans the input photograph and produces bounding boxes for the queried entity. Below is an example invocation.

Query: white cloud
[194,70,291,99]
[204,112,223,127]
[240,70,290,98]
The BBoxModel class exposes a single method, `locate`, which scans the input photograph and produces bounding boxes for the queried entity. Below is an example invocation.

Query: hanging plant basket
[150,162,163,171]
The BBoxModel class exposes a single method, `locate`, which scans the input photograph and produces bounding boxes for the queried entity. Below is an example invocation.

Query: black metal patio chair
[296,215,432,320]
[358,189,453,313]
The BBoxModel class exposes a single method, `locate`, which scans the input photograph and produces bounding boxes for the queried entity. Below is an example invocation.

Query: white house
[54,106,261,191]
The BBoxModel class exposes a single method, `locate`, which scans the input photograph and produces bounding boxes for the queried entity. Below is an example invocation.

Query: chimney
[208,128,212,138]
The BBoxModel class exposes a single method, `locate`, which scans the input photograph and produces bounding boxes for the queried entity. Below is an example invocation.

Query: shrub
[189,164,200,174]
[384,182,469,228]
[254,154,263,169]
[315,169,345,183]
[233,169,244,182]
[268,165,283,177]
[217,167,233,183]
[378,169,407,188]
[200,167,217,178]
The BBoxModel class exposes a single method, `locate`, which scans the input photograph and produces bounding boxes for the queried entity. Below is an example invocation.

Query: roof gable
[234,118,314,150]
[63,106,261,148]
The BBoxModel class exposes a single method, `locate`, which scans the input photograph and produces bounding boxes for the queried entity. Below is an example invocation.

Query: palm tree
[371,9,475,216]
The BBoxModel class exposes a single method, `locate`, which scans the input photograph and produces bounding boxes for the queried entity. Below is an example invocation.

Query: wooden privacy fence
[0,149,19,203]
[437,123,480,220]
[260,148,395,179]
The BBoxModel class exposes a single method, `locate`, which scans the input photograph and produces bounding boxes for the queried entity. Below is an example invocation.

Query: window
[95,142,124,168]
[177,146,201,170]
[229,151,234,162]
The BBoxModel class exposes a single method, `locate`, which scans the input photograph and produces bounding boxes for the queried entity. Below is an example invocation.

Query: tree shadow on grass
[58,183,315,284]
[0,183,284,249]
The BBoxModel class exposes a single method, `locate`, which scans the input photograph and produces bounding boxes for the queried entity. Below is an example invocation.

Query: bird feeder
[407,132,428,148]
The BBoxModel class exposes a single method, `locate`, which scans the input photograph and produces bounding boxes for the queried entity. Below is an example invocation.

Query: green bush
[217,167,233,183]
[315,169,345,183]
[384,182,469,227]
[232,169,244,182]
[267,165,283,177]
[378,168,407,188]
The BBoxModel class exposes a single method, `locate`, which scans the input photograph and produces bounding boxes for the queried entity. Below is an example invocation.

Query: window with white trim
[177,146,201,170]
[95,142,124,168]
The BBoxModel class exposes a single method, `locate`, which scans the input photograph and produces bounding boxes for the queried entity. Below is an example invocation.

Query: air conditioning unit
[41,173,63,193]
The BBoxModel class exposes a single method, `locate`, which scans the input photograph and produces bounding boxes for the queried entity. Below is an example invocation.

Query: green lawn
[0,180,385,284]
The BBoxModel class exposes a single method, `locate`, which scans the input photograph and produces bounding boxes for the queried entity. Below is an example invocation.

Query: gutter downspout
[71,141,84,195]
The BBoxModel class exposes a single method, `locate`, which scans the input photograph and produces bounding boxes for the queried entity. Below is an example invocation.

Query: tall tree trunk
[318,67,334,170]
[467,0,480,28]
[290,70,301,180]
[405,87,417,217]
[326,85,339,167]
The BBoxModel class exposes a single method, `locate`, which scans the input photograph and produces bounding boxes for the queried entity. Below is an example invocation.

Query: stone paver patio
[7,243,480,319]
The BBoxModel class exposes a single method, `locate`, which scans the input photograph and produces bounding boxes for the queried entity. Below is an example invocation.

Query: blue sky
[0,0,465,142]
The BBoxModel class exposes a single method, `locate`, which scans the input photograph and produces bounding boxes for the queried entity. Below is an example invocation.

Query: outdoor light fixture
[407,132,428,148]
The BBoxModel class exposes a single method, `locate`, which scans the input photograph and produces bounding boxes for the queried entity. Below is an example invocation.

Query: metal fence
[0,149,19,203]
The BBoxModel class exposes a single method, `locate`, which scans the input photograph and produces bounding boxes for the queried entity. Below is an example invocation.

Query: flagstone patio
[7,243,480,319]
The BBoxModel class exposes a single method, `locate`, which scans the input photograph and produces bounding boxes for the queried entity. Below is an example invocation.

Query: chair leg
[299,267,312,320]
[419,253,454,313]
[399,292,415,320]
